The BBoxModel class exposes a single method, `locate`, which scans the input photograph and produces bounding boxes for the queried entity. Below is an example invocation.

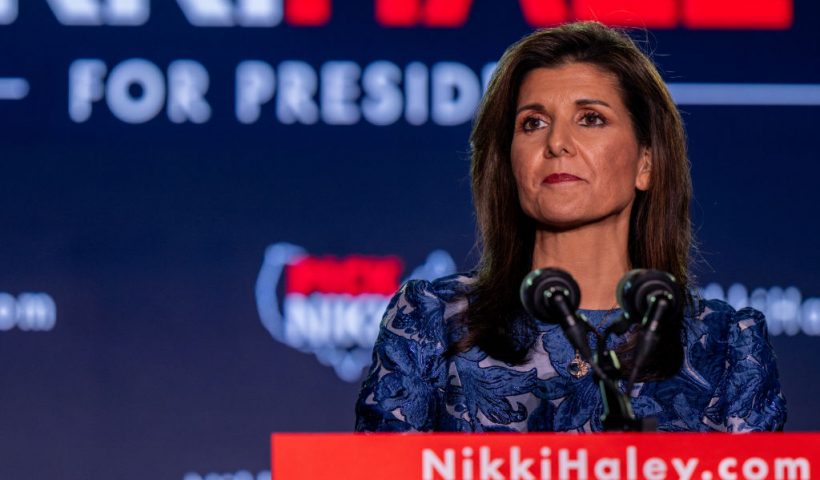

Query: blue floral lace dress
[355,273,786,432]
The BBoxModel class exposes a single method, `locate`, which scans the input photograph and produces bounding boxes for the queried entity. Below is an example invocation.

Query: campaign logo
[255,242,456,382]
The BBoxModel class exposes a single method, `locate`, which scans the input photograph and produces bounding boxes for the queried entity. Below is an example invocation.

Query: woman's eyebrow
[576,98,611,108]
[516,99,612,115]
[515,103,546,115]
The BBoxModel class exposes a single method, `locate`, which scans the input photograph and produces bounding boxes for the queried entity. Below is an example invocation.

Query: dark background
[0,1,818,479]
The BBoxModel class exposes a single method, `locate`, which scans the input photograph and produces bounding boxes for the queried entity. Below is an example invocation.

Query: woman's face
[511,62,651,230]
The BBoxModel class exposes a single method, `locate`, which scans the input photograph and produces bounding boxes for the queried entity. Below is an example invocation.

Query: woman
[355,21,786,432]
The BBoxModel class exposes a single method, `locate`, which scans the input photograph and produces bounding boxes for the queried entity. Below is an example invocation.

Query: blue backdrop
[1,1,818,479]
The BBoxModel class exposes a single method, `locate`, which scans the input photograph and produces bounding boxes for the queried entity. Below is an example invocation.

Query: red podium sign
[271,433,818,480]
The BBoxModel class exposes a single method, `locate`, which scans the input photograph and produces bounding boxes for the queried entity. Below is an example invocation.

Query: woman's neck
[531,215,631,310]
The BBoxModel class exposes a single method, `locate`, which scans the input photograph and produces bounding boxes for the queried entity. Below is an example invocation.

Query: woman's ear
[635,147,652,191]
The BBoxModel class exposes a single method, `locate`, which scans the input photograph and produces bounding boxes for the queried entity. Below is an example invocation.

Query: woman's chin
[534,216,589,232]
[532,211,626,232]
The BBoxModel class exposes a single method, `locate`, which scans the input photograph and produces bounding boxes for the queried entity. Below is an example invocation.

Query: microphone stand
[593,324,656,432]
[571,315,657,432]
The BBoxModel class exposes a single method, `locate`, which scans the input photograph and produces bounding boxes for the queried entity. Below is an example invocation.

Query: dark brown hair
[460,21,691,380]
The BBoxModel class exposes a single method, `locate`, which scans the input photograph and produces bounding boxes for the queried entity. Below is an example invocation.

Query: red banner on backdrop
[372,0,793,29]
[271,432,818,479]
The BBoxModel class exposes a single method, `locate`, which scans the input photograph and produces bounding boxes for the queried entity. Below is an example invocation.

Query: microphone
[617,269,680,323]
[616,269,682,385]
[520,268,591,360]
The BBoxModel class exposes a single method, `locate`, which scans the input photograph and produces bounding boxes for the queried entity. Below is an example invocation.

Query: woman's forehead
[516,63,623,107]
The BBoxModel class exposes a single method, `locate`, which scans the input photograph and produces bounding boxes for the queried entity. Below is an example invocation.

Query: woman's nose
[544,120,575,158]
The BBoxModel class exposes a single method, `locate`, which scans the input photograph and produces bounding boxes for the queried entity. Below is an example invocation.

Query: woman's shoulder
[684,295,776,373]
[687,295,770,338]
[395,271,476,311]
[381,271,476,343]
[410,270,477,296]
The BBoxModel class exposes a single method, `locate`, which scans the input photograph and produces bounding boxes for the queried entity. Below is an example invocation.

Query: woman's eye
[580,112,606,126]
[521,117,546,132]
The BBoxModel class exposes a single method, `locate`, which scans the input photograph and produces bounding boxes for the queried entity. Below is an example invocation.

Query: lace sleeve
[354,280,446,432]
[703,306,787,431]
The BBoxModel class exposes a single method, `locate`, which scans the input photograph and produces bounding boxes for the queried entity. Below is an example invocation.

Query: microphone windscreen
[617,269,680,322]
[520,268,580,322]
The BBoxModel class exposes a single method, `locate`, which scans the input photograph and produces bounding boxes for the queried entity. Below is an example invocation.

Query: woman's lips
[543,173,582,184]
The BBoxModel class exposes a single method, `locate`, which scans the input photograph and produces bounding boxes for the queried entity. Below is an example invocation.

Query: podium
[271,432,818,479]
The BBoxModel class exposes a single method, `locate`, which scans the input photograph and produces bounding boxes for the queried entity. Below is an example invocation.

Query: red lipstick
[543,173,582,184]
